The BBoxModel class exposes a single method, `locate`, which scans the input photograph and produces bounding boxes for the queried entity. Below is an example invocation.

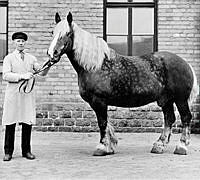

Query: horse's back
[108,51,194,105]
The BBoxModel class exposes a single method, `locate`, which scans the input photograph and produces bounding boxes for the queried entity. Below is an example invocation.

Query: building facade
[0,0,200,132]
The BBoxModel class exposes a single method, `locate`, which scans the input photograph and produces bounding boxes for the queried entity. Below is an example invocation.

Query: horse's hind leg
[90,99,118,156]
[174,100,192,155]
[151,102,175,154]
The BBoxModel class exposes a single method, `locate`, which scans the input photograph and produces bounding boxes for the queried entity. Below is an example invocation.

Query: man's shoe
[22,152,35,160]
[3,154,12,161]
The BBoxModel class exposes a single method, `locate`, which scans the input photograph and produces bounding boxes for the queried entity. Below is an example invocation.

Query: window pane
[0,7,7,33]
[107,36,128,55]
[0,34,6,60]
[132,8,154,35]
[107,0,154,2]
[133,0,154,2]
[107,8,128,35]
[107,0,128,2]
[132,36,153,56]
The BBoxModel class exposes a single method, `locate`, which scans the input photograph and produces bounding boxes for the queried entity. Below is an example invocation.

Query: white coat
[2,49,40,126]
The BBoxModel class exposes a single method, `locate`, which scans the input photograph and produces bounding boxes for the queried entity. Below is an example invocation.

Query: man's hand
[20,72,33,80]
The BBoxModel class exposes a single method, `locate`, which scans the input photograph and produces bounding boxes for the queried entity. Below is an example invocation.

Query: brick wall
[0,0,200,133]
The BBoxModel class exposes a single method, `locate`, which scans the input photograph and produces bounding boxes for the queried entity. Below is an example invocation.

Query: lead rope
[19,60,56,93]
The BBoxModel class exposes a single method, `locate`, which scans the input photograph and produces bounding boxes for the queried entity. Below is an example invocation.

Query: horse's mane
[72,23,110,71]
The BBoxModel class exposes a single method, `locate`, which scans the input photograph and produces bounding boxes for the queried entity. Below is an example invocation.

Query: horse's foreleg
[90,100,118,156]
[174,101,192,155]
[151,102,175,154]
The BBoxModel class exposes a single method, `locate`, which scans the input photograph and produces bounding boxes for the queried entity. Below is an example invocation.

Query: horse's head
[47,12,74,63]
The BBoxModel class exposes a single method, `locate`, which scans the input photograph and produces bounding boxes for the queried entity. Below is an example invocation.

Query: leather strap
[18,59,57,93]
[19,78,35,94]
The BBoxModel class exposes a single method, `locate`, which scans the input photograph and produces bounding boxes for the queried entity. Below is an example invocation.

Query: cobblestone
[1,130,200,179]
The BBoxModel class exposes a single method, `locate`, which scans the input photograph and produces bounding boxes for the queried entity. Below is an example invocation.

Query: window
[104,0,157,56]
[0,0,8,63]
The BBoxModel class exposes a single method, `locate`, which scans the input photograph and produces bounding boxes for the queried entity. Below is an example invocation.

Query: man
[2,32,50,161]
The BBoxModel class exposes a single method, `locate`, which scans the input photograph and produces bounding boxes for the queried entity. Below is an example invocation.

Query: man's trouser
[4,123,32,155]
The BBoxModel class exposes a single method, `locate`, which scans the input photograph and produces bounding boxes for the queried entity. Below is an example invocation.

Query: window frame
[103,0,158,56]
[0,0,8,64]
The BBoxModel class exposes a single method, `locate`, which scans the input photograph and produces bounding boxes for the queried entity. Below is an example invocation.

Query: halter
[60,26,74,55]
[49,25,74,64]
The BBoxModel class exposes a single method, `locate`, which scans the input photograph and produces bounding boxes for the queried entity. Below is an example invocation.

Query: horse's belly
[107,93,157,108]
[106,77,162,107]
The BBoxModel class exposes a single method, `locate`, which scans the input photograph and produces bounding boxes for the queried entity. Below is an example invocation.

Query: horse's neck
[66,50,83,74]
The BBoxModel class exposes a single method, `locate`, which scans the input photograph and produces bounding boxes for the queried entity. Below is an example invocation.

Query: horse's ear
[67,12,73,25]
[55,12,61,24]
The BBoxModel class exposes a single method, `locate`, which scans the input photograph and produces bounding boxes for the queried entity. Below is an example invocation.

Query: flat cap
[12,32,28,41]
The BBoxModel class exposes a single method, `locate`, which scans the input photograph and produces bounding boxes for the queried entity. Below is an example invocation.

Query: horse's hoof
[174,144,187,155]
[93,143,114,156]
[93,149,108,156]
[93,149,114,156]
[151,142,165,154]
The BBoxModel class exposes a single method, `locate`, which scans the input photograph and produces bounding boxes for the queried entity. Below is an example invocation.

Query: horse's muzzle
[47,51,60,64]
[51,55,60,63]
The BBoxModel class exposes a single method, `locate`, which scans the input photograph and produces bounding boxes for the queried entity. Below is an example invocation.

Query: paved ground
[1,130,200,180]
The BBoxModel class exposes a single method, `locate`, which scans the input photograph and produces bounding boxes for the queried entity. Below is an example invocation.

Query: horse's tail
[188,64,199,106]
